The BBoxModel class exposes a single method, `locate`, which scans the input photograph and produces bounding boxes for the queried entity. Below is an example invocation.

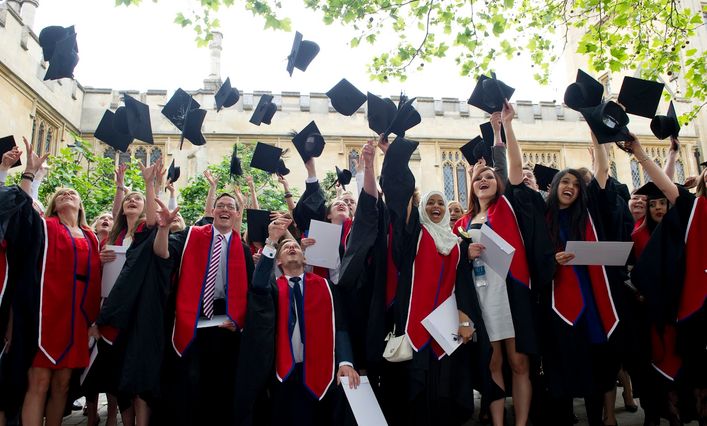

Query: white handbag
[383,325,413,362]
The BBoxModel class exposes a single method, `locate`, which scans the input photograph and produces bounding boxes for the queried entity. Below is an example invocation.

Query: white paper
[479,224,516,278]
[80,340,99,385]
[196,314,228,329]
[421,295,464,356]
[101,245,128,298]
[340,376,387,426]
[565,241,633,266]
[304,220,343,269]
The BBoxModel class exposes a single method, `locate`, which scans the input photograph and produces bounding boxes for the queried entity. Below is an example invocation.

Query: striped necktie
[203,233,224,319]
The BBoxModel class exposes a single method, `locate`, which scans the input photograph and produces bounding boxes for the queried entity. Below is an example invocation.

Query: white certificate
[421,295,464,356]
[196,314,228,329]
[565,241,634,266]
[101,245,128,298]
[340,376,388,426]
[304,220,343,269]
[479,224,516,279]
[80,340,99,385]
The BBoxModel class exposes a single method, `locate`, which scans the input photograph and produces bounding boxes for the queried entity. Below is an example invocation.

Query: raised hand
[115,163,128,187]
[22,136,49,174]
[154,198,180,229]
[501,100,515,126]
[490,111,502,133]
[376,133,389,154]
[361,140,375,169]
[267,217,292,242]
[0,146,21,171]
[166,179,175,195]
[204,169,218,188]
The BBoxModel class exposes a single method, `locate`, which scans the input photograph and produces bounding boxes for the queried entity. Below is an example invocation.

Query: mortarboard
[277,159,290,176]
[230,144,243,178]
[292,121,325,163]
[115,94,154,144]
[326,79,366,116]
[43,32,79,81]
[181,108,207,147]
[366,93,397,135]
[460,136,493,166]
[650,101,681,140]
[250,142,283,174]
[246,209,271,244]
[38,25,77,62]
[467,74,515,114]
[617,76,664,119]
[564,69,604,110]
[287,31,320,76]
[94,110,133,152]
[167,159,180,183]
[699,161,707,169]
[533,164,559,190]
[329,166,352,190]
[0,136,21,168]
[250,95,277,126]
[633,181,667,200]
[578,101,632,145]
[479,121,506,146]
[162,89,201,130]
[387,95,421,138]
[215,77,239,112]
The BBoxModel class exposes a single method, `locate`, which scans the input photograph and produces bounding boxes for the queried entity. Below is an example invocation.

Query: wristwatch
[265,238,277,247]
[459,321,472,327]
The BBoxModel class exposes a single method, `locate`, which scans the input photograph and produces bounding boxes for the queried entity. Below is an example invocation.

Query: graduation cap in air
[38,26,78,61]
[230,144,243,178]
[250,95,277,126]
[467,73,515,114]
[115,94,154,144]
[94,110,134,152]
[292,121,325,163]
[578,101,632,145]
[650,101,681,140]
[460,136,493,166]
[161,89,206,148]
[215,78,239,112]
[326,79,366,116]
[633,181,667,200]
[617,76,664,119]
[329,166,352,190]
[250,142,283,174]
[43,32,79,81]
[167,159,180,183]
[366,93,421,138]
[533,164,559,190]
[246,209,271,244]
[0,136,21,168]
[479,121,506,146]
[387,95,422,138]
[287,31,320,76]
[564,69,604,110]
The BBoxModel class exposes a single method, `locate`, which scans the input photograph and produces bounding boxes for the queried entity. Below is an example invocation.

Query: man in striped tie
[153,193,255,425]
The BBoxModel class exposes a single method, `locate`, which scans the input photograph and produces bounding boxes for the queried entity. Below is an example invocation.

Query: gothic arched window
[443,162,455,202]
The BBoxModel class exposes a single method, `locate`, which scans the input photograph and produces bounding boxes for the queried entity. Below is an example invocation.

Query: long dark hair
[545,169,589,249]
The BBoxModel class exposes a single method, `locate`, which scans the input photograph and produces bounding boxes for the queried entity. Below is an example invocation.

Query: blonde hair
[91,211,113,232]
[448,200,464,214]
[45,187,88,228]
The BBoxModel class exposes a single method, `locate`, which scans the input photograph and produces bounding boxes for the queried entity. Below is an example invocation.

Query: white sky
[32,0,569,101]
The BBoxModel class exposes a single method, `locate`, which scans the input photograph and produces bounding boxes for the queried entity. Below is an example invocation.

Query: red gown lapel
[677,196,707,321]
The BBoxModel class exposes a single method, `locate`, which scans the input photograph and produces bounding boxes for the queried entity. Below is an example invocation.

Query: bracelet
[635,155,650,163]
[284,192,293,199]
[21,173,34,182]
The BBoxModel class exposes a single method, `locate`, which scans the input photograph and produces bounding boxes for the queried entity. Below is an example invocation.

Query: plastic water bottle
[472,258,488,288]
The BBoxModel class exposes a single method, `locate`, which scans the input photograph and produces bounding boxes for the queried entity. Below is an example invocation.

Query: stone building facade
[1,1,705,208]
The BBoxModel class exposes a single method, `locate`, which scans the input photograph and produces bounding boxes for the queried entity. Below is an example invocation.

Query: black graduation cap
[246,209,271,244]
[286,31,320,76]
[292,121,325,163]
[38,26,77,62]
[460,136,493,166]
[617,76,664,119]
[467,74,515,114]
[115,94,154,144]
[162,89,201,130]
[250,95,277,126]
[94,110,133,152]
[329,166,352,190]
[326,79,366,116]
[633,181,667,200]
[250,142,283,174]
[215,78,239,112]
[181,108,207,147]
[366,93,397,135]
[479,121,507,146]
[43,32,79,81]
[167,159,180,183]
[578,101,632,145]
[229,144,243,178]
[0,136,21,168]
[277,159,290,176]
[650,101,681,140]
[700,161,707,169]
[533,164,559,190]
[387,95,422,138]
[564,69,604,110]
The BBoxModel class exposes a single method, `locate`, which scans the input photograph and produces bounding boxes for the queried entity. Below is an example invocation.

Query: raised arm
[112,164,128,219]
[140,157,161,227]
[0,146,22,187]
[166,180,178,210]
[153,198,179,259]
[590,131,609,188]
[502,101,523,186]
[663,137,679,180]
[20,137,49,196]
[361,139,378,199]
[278,175,296,214]
[627,136,679,204]
[245,175,260,210]
[203,169,218,217]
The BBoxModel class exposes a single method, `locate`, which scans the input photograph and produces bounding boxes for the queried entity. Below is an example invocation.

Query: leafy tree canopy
[116,0,707,123]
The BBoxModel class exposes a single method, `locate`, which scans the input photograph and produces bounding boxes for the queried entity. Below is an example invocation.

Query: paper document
[421,295,464,356]
[304,220,343,269]
[80,340,99,385]
[479,224,516,278]
[565,241,633,266]
[197,314,228,329]
[101,245,128,298]
[340,376,387,426]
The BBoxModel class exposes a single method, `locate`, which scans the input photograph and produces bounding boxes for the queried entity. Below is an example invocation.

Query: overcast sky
[32,0,569,101]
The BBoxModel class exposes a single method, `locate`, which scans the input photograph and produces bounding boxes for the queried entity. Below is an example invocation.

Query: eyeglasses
[215,203,238,211]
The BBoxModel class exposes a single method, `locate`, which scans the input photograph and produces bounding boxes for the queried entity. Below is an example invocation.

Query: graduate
[250,215,359,426]
[629,136,707,426]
